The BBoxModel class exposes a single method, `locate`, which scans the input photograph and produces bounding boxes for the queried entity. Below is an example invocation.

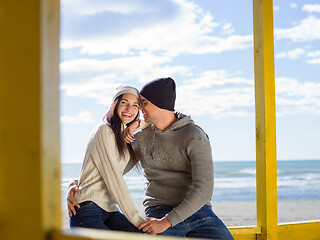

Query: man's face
[139,95,160,123]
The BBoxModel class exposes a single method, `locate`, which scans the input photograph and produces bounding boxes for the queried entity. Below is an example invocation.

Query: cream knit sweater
[75,123,145,227]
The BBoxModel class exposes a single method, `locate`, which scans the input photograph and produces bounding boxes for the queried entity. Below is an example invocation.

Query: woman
[68,86,145,232]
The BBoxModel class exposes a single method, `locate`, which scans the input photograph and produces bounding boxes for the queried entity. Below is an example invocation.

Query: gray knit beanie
[140,77,176,111]
[112,85,140,101]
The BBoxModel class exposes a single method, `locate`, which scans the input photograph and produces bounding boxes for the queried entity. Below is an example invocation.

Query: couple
[67,77,234,240]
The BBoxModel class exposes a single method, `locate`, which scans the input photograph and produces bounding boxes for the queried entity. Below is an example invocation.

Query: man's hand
[124,120,140,143]
[138,217,172,235]
[67,180,81,216]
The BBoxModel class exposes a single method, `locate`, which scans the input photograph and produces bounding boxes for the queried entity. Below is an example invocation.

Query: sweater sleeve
[166,138,214,226]
[90,124,145,227]
[137,120,150,130]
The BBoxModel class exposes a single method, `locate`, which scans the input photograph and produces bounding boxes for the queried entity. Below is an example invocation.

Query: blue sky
[60,0,320,163]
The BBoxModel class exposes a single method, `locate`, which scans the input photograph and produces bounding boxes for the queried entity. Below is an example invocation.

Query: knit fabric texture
[140,77,176,111]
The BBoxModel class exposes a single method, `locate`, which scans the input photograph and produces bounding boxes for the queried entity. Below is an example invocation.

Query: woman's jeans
[69,201,142,233]
[146,205,234,240]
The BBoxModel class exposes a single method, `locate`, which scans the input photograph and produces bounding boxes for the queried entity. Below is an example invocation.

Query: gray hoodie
[133,113,214,226]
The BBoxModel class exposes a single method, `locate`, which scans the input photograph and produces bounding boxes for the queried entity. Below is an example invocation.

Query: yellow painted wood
[52,227,262,240]
[230,226,261,240]
[51,227,263,240]
[40,0,61,231]
[51,228,200,240]
[253,0,278,240]
[50,222,320,240]
[0,1,60,240]
[230,226,261,235]
[278,221,320,240]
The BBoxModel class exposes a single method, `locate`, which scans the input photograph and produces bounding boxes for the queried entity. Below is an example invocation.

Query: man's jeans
[69,201,142,233]
[146,205,234,240]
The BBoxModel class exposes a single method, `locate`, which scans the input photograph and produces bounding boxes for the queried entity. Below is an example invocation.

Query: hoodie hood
[153,112,194,133]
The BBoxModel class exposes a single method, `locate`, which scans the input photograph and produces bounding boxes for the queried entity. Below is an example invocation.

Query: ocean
[61,160,320,203]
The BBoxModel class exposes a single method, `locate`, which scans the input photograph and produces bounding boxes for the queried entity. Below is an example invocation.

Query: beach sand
[212,200,320,226]
[62,200,320,229]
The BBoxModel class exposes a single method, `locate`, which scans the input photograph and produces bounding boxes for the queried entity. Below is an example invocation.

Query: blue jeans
[145,205,234,239]
[69,201,142,233]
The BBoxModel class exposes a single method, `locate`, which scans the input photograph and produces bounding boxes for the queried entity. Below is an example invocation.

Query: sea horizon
[61,159,320,203]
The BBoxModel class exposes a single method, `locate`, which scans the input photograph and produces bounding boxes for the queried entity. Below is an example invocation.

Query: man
[68,77,234,239]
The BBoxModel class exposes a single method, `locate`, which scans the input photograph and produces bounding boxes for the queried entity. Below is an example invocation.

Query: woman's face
[117,93,139,125]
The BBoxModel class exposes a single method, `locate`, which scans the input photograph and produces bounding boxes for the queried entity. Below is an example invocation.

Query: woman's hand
[138,217,172,235]
[67,180,81,216]
[124,120,140,143]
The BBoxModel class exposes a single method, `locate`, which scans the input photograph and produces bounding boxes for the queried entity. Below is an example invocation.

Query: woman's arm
[92,125,145,227]
[124,119,150,143]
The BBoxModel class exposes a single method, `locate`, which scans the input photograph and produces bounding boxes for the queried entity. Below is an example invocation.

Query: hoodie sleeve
[90,124,145,227]
[166,137,214,226]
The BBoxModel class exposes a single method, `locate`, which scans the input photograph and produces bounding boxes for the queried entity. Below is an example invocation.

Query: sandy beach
[211,200,320,226]
[62,200,320,229]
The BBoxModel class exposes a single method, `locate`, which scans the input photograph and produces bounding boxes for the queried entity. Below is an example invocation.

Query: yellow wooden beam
[50,227,260,240]
[40,0,61,231]
[253,0,278,240]
[51,228,203,240]
[230,226,261,240]
[50,226,263,240]
[278,221,320,240]
[230,226,261,235]
[50,222,320,240]
[0,1,60,239]
[51,223,320,240]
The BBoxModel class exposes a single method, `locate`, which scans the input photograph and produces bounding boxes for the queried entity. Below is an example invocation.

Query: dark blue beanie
[140,77,176,111]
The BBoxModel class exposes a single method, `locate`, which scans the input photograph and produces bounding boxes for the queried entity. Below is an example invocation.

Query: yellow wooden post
[0,1,60,240]
[253,0,278,240]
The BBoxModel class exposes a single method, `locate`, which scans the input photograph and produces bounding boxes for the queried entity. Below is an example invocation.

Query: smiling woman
[68,86,145,232]
[117,94,140,125]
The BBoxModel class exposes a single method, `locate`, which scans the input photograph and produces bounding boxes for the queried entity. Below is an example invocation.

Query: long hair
[103,95,140,166]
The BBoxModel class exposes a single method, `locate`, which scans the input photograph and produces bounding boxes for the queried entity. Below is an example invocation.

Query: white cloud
[220,23,235,35]
[61,0,156,15]
[307,50,320,57]
[307,58,320,64]
[61,77,120,104]
[275,48,305,59]
[61,0,252,56]
[275,77,320,115]
[61,111,95,124]
[60,55,193,104]
[290,3,297,9]
[275,16,320,42]
[176,70,255,117]
[306,50,320,64]
[60,54,192,85]
[302,4,320,13]
[275,52,287,58]
[59,0,320,118]
[274,6,280,11]
[61,58,320,118]
[60,54,172,74]
[175,72,320,117]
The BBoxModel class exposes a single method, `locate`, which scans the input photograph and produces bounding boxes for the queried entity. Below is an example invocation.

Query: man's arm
[166,136,214,226]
